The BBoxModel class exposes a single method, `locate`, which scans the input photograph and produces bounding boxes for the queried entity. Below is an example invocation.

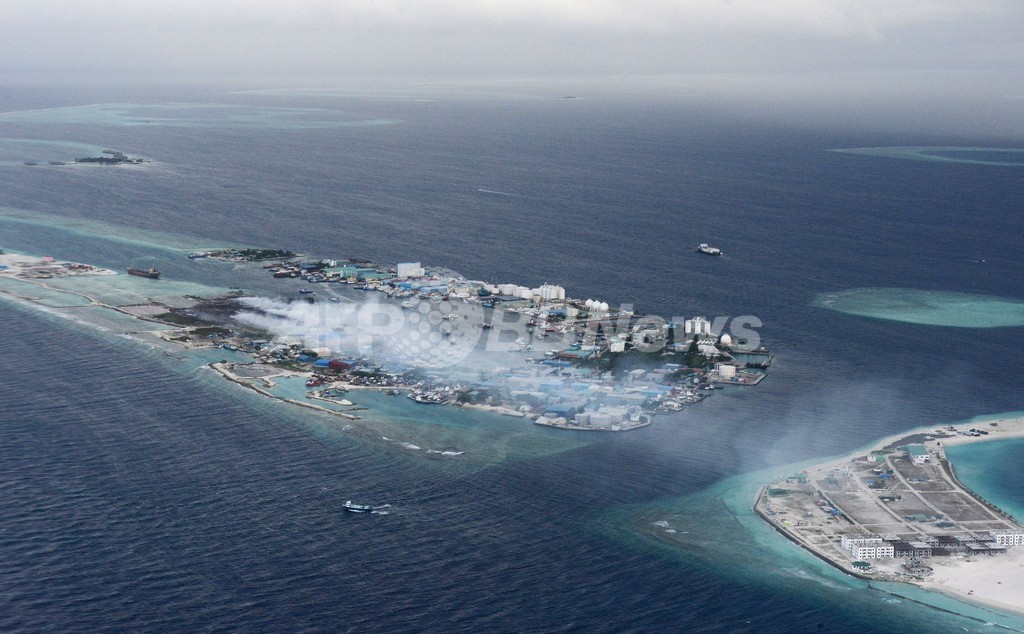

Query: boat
[127,266,160,279]
[343,500,390,514]
[697,243,722,256]
[299,288,314,294]
[343,501,376,513]
[408,390,449,404]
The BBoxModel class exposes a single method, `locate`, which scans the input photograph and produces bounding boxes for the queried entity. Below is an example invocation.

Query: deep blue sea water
[1,84,1023,632]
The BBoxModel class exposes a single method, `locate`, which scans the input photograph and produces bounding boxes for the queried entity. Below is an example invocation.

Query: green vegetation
[683,339,707,368]
[192,326,233,336]
[152,312,215,327]
[74,150,145,165]
[207,248,296,261]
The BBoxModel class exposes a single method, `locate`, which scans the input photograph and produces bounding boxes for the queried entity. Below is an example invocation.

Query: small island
[74,149,147,165]
[756,418,1024,617]
[188,248,298,261]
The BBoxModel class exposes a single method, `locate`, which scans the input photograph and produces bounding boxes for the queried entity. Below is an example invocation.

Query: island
[185,253,771,430]
[74,150,147,165]
[755,417,1024,617]
[0,247,772,432]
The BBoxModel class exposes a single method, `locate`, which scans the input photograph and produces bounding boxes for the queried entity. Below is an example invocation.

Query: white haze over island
[1,1,1023,135]
[233,295,519,370]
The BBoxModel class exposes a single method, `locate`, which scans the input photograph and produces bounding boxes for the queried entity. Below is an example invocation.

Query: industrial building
[904,444,931,464]
[396,262,425,278]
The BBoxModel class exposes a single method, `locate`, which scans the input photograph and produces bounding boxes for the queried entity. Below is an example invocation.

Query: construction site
[756,421,1024,582]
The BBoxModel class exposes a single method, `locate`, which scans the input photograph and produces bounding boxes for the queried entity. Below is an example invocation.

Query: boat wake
[380,435,464,456]
[477,188,519,197]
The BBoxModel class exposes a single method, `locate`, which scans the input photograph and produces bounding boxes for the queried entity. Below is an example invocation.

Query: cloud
[0,0,1020,81]
[3,0,1008,35]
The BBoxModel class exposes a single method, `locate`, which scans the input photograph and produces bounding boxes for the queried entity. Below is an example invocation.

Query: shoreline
[209,362,361,420]
[754,416,1024,620]
[533,417,652,432]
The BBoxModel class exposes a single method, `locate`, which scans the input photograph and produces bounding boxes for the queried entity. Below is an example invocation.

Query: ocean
[1,83,1023,632]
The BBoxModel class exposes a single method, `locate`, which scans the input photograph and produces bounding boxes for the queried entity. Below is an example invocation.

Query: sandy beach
[918,546,1024,617]
[915,416,1024,616]
[757,415,1024,618]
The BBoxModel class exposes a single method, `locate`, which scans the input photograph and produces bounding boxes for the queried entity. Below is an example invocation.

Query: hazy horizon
[2,2,1023,136]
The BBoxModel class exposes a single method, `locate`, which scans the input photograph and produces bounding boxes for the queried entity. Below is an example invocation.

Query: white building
[684,316,712,336]
[396,262,425,278]
[715,363,736,378]
[841,536,894,559]
[990,531,1024,546]
[533,283,566,302]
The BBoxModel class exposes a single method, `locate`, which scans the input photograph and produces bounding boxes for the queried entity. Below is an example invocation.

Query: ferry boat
[697,243,722,256]
[127,266,160,279]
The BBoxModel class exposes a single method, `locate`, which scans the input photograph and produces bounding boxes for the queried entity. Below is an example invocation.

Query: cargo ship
[127,266,160,279]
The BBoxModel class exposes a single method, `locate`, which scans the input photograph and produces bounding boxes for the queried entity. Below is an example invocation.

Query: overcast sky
[2,0,1022,85]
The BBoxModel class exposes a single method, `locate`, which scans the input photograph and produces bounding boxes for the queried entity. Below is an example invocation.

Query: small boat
[343,501,374,513]
[343,500,388,514]
[299,288,315,294]
[127,266,160,279]
[697,243,722,256]
[408,390,449,404]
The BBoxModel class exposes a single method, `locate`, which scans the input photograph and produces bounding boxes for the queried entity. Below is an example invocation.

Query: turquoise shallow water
[0,138,107,166]
[607,415,1024,631]
[813,287,1024,327]
[946,437,1024,523]
[0,205,242,253]
[0,103,399,129]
